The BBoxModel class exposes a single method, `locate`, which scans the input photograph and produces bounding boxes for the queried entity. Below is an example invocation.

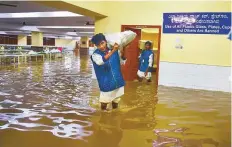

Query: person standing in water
[137,41,154,82]
[91,33,126,110]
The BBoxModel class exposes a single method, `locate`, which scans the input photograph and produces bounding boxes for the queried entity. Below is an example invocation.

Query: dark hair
[91,33,106,46]
[145,41,152,46]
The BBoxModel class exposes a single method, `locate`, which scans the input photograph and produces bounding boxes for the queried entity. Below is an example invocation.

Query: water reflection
[90,112,123,147]
[0,52,231,147]
[153,127,219,147]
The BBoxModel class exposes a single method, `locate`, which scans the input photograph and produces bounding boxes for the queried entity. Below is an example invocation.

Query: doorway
[121,25,161,87]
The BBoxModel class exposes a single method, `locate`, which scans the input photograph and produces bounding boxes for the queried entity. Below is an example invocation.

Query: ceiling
[0,1,95,39]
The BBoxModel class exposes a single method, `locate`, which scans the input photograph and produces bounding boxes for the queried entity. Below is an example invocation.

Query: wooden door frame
[121,25,162,87]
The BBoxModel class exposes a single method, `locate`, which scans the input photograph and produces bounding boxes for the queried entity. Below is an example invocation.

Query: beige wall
[56,1,231,66]
[94,1,231,66]
[55,38,76,50]
[32,32,43,46]
[17,35,27,46]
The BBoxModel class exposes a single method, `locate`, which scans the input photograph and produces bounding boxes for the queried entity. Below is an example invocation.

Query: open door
[121,25,161,87]
[121,27,141,81]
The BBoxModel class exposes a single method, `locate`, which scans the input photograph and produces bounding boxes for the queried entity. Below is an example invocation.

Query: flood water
[0,51,231,147]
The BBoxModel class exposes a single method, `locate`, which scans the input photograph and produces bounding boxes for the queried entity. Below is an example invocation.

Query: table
[0,54,44,64]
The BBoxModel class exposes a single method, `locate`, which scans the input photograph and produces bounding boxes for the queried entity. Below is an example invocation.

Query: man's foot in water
[138,77,143,82]
[112,102,118,109]
[101,103,108,110]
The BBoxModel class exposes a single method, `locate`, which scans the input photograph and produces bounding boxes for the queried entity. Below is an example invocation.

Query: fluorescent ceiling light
[65,36,73,39]
[66,32,77,36]
[37,26,94,29]
[44,35,57,38]
[66,32,94,35]
[20,26,40,31]
[0,31,6,34]
[74,37,81,40]
[0,11,83,18]
[5,31,23,33]
[78,32,94,34]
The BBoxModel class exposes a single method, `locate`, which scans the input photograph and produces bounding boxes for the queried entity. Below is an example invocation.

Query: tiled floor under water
[0,52,231,147]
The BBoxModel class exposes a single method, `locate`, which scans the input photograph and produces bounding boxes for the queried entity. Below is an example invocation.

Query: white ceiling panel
[0,1,95,37]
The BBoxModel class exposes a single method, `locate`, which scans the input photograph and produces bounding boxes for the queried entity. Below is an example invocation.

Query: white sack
[105,30,137,51]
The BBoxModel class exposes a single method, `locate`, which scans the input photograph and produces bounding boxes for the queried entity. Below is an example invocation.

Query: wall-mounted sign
[163,12,231,34]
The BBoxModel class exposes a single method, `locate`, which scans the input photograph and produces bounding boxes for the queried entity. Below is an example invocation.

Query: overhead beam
[35,1,107,19]
[0,23,93,37]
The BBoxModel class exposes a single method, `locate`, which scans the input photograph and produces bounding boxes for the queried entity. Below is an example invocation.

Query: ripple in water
[0,55,97,140]
[0,53,231,147]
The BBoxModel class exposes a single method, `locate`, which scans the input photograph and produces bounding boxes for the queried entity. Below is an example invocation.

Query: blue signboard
[163,12,231,34]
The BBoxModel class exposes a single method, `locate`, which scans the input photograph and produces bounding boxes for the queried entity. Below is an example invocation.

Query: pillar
[80,36,89,55]
[31,32,43,46]
[17,35,27,46]
[55,38,76,50]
